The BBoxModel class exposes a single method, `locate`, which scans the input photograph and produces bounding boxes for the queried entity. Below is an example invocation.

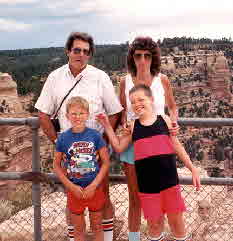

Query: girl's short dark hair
[129,84,153,98]
[127,36,161,76]
[65,32,95,56]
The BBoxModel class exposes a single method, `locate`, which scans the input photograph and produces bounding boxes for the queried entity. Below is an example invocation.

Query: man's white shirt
[35,64,123,133]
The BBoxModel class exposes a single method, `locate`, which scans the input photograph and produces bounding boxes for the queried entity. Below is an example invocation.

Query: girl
[97,84,200,241]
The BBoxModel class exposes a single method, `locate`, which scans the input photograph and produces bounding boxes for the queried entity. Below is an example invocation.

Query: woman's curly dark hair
[127,36,161,76]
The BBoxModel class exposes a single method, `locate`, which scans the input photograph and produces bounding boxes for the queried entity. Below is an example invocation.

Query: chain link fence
[111,180,233,241]
[1,176,233,241]
[1,117,233,241]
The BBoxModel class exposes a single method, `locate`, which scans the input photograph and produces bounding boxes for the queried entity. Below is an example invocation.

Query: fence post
[30,119,42,241]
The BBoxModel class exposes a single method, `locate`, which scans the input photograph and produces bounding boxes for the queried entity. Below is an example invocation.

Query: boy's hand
[192,167,201,191]
[96,113,110,127]
[70,184,84,199]
[83,183,97,199]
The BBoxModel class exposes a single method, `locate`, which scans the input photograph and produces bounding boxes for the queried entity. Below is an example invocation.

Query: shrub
[8,183,32,214]
[0,199,14,223]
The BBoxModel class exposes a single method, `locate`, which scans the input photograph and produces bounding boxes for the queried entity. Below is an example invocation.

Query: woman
[119,36,178,241]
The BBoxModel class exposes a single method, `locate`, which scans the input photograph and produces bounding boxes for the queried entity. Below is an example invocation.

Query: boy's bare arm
[90,146,110,188]
[53,152,83,196]
[83,146,110,199]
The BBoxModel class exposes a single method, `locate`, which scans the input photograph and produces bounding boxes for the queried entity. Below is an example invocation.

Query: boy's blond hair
[66,96,89,113]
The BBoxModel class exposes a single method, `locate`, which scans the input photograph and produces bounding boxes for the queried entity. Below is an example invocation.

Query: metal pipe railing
[0,117,39,127]
[1,172,233,186]
[178,117,233,127]
[31,125,42,241]
[1,117,233,127]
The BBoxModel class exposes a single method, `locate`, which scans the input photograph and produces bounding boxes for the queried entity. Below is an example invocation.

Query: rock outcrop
[0,73,23,113]
[207,53,232,100]
[0,73,53,198]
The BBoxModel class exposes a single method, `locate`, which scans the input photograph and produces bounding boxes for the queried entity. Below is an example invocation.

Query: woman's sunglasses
[133,53,152,60]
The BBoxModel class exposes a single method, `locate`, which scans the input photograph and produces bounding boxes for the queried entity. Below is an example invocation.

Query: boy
[97,84,200,241]
[54,96,110,241]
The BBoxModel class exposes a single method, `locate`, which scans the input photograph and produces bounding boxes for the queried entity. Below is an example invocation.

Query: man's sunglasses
[71,47,90,56]
[133,53,152,60]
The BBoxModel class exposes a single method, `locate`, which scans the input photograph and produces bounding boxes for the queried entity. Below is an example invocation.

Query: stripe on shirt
[134,135,175,161]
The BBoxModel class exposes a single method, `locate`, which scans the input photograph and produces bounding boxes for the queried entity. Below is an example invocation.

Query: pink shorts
[138,185,186,220]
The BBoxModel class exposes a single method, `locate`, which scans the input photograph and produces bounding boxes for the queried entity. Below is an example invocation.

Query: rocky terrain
[0,49,233,240]
[0,72,54,198]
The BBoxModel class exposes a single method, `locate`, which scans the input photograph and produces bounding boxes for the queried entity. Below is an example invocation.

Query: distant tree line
[160,36,233,54]
[0,36,233,97]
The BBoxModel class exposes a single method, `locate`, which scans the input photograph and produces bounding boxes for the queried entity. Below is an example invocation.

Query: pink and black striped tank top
[132,115,179,194]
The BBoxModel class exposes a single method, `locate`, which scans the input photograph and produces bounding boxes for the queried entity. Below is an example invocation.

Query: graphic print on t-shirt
[67,141,96,179]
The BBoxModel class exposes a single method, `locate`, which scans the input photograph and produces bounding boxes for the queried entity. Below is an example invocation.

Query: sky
[0,0,233,50]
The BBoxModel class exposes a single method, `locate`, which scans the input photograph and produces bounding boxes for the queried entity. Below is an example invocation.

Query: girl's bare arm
[97,113,132,153]
[162,115,200,190]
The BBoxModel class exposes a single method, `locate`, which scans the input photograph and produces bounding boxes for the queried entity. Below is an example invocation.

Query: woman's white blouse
[125,73,165,121]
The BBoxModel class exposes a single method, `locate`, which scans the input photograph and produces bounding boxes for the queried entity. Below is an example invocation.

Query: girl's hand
[169,122,180,136]
[96,113,110,127]
[192,167,201,191]
[83,183,97,199]
[122,122,131,136]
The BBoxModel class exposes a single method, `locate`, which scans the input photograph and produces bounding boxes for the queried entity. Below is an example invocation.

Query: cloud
[45,1,101,14]
[0,0,38,4]
[129,9,233,40]
[0,1,106,22]
[0,18,32,32]
[0,0,232,49]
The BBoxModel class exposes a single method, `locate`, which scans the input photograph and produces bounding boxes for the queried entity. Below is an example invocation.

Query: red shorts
[67,186,106,215]
[138,185,186,220]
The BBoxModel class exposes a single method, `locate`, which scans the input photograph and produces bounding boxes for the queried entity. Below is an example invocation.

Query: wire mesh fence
[1,176,233,241]
[108,181,233,241]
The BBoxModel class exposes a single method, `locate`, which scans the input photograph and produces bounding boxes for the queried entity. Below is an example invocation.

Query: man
[35,32,123,241]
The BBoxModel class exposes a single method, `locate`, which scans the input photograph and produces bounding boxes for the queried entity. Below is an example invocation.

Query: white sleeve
[100,72,123,115]
[34,73,57,115]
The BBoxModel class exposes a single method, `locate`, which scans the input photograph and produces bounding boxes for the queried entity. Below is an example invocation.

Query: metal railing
[0,117,233,241]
